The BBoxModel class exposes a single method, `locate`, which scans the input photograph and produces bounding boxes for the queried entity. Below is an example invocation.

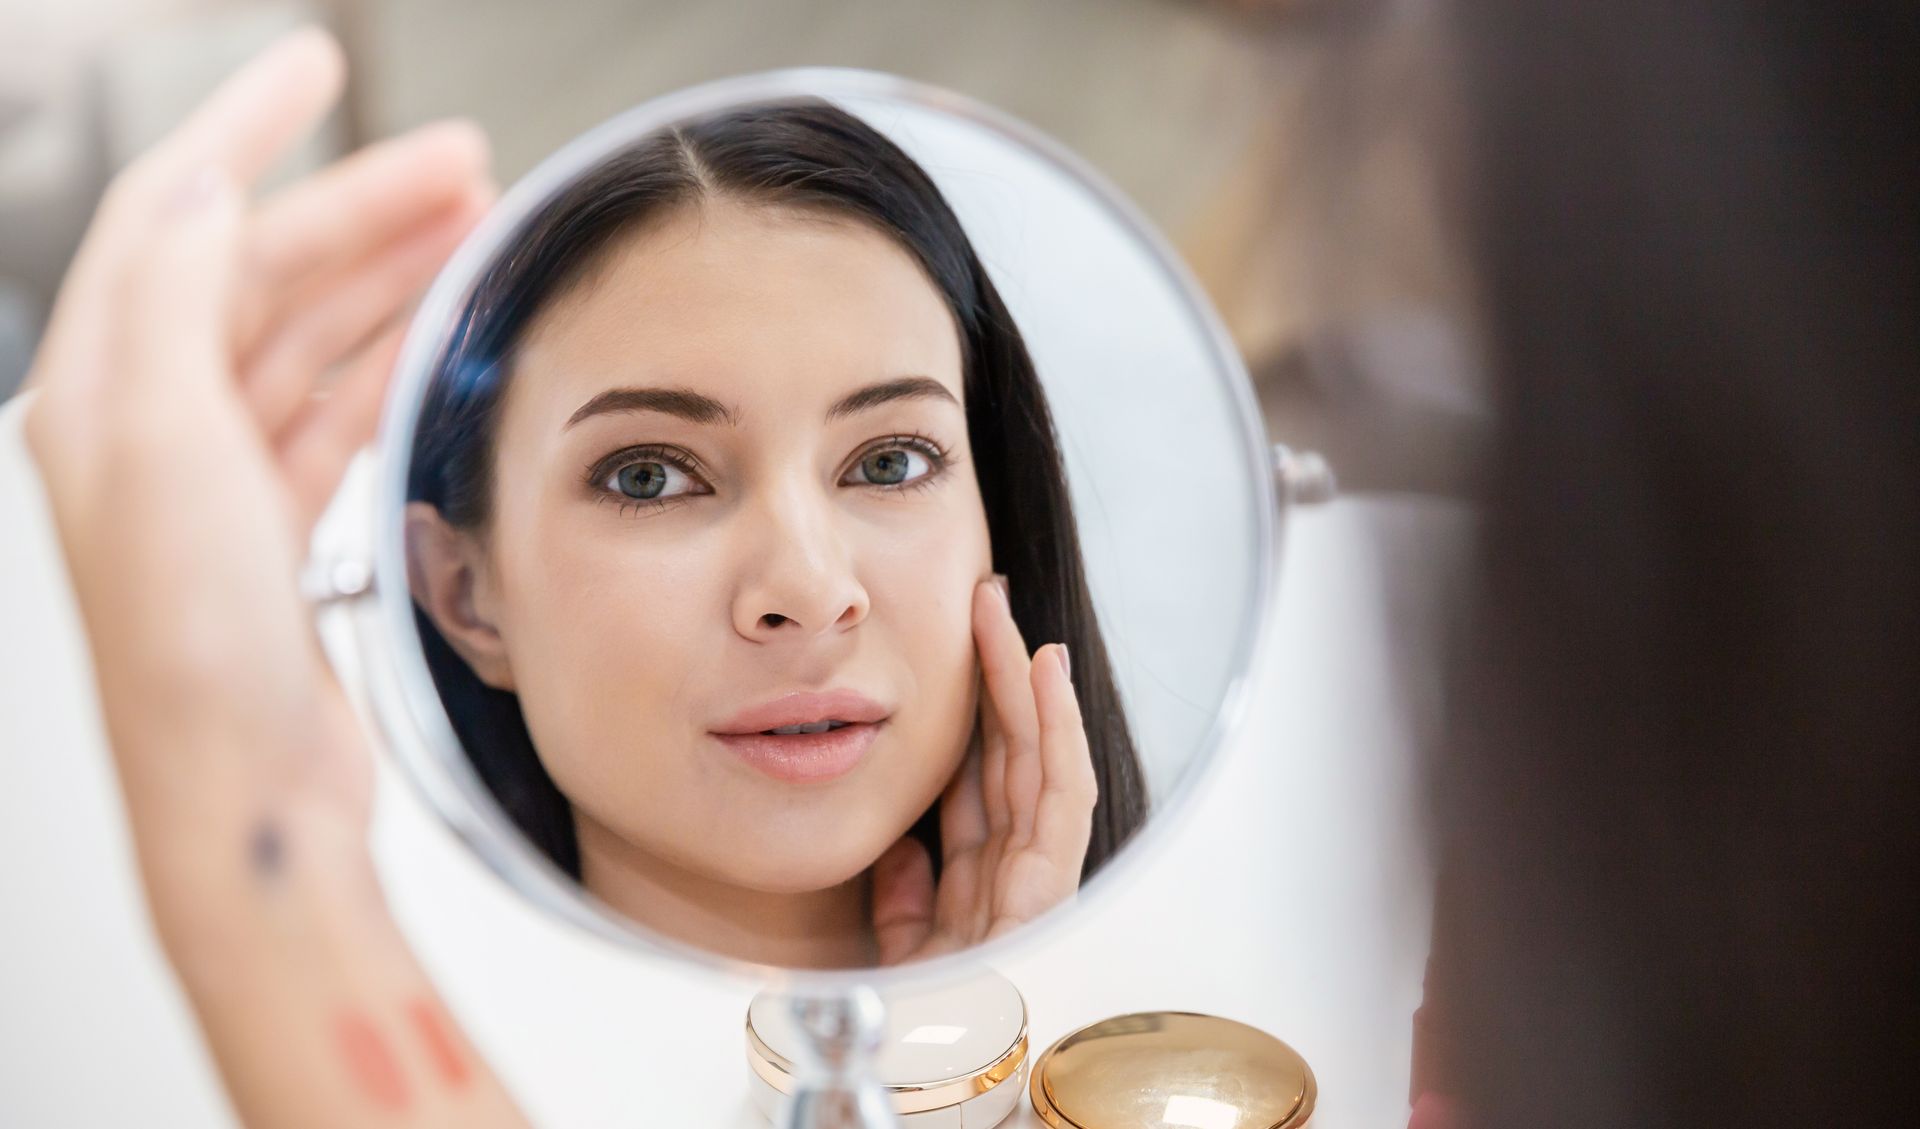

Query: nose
[729,483,870,643]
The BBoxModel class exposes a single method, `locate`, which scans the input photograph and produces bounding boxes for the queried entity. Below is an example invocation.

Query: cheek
[864,477,989,606]
[859,490,992,760]
[868,530,983,656]
[490,508,718,790]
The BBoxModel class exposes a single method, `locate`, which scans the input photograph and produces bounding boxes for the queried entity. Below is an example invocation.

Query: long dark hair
[408,100,1147,885]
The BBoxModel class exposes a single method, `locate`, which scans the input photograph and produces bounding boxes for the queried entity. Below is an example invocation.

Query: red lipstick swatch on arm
[407,997,473,1089]
[333,1011,411,1111]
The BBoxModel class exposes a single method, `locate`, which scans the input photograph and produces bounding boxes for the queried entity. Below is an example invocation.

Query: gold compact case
[746,970,1030,1127]
[1028,1012,1316,1129]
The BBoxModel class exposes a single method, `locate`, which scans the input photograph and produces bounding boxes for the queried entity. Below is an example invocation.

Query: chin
[717,834,892,895]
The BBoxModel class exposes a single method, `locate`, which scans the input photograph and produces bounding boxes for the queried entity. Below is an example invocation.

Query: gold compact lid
[1029,1012,1316,1129]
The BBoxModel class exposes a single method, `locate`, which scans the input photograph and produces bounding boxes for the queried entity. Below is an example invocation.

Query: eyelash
[583,433,955,516]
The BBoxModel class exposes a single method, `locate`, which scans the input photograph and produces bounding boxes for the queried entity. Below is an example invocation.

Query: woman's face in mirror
[412,196,991,938]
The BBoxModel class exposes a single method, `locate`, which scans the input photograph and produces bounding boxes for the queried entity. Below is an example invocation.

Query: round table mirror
[309,66,1311,1127]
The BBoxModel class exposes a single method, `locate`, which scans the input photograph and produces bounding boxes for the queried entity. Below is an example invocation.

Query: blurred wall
[0,0,1310,396]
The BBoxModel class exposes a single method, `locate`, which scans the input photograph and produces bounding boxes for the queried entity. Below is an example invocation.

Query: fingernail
[1056,644,1071,680]
[992,573,1009,600]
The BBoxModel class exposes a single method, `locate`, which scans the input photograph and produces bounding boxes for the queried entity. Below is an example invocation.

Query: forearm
[20,25,513,1125]
[134,768,529,1129]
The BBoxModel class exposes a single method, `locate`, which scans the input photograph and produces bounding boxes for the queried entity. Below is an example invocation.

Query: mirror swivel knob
[1273,444,1337,506]
[298,555,374,605]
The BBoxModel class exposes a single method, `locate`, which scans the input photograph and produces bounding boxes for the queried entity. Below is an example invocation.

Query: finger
[976,662,1011,839]
[239,119,490,349]
[932,843,984,952]
[116,172,248,405]
[244,188,489,436]
[1004,666,1046,846]
[1029,642,1098,872]
[871,837,935,966]
[274,312,405,535]
[148,27,344,187]
[940,740,990,855]
[974,576,1039,833]
[247,118,488,292]
[936,742,995,944]
[28,29,342,401]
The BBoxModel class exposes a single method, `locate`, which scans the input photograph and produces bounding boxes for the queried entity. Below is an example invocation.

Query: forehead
[509,197,965,421]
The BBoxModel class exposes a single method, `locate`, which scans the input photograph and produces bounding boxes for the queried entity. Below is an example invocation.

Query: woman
[402,103,1147,969]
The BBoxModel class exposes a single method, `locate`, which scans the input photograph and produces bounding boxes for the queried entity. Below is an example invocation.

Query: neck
[573,813,877,969]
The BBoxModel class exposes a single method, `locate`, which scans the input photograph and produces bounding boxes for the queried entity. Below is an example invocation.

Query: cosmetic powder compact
[746,970,1030,1127]
[1028,1011,1316,1129]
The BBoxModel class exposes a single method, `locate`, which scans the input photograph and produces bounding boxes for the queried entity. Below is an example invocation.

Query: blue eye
[845,445,933,487]
[604,459,696,501]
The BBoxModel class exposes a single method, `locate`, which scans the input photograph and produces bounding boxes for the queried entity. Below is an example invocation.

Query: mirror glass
[361,70,1273,977]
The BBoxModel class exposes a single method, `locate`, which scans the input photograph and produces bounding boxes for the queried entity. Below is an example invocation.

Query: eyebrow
[565,387,736,429]
[563,375,959,430]
[825,376,960,421]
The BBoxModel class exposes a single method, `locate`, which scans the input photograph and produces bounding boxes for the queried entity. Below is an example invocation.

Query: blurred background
[0,0,1480,496]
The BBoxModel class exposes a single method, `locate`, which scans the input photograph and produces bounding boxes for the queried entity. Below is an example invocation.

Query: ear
[405,502,516,691]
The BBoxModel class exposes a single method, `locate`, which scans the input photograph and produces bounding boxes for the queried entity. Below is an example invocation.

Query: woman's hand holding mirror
[870,576,1096,965]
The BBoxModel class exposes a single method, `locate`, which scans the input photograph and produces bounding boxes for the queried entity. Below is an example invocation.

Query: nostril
[761,613,789,628]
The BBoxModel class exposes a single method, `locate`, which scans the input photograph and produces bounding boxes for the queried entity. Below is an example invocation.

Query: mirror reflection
[398,92,1264,970]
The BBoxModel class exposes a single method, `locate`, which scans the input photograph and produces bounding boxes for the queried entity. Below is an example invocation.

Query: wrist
[136,797,384,982]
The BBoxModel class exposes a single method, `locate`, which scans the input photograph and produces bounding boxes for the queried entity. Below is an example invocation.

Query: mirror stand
[778,986,897,1129]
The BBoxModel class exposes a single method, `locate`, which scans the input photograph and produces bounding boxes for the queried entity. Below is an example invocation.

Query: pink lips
[710,690,889,783]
